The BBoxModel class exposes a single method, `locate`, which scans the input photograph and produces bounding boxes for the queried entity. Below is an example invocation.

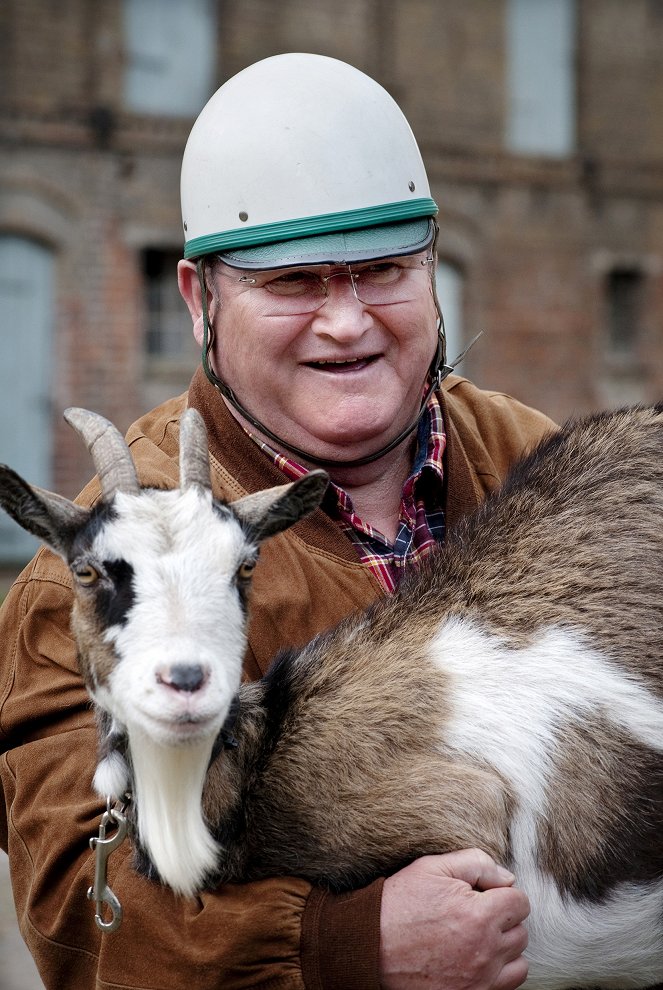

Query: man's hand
[379,849,530,990]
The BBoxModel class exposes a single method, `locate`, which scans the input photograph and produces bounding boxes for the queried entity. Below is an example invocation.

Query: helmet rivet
[239,211,248,222]
[408,181,416,192]
[184,221,188,231]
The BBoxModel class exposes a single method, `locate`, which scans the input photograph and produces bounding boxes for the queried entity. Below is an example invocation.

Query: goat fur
[1,404,663,989]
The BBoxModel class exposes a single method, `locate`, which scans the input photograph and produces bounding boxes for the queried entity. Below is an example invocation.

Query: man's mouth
[305,355,379,371]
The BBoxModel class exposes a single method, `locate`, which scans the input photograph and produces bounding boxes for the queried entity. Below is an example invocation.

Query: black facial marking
[212,500,234,522]
[211,500,256,611]
[95,558,136,628]
[236,584,249,614]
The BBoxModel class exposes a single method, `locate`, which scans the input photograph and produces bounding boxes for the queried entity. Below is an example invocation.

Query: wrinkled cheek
[217,342,263,392]
[222,351,297,422]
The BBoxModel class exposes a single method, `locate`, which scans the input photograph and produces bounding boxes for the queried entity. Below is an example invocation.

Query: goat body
[1,404,663,989]
[202,405,663,990]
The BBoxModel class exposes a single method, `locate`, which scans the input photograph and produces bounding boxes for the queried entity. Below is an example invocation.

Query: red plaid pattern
[246,394,447,593]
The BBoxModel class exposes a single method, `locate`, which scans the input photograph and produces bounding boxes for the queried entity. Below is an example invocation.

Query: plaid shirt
[246,394,447,594]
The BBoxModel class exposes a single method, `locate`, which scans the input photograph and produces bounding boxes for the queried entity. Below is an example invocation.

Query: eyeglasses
[213,254,434,316]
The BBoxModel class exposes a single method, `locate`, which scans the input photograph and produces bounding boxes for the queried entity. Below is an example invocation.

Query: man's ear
[178,259,207,347]
[0,465,90,559]
[231,470,329,542]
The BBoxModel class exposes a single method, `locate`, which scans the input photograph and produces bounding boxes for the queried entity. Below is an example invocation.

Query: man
[0,54,554,989]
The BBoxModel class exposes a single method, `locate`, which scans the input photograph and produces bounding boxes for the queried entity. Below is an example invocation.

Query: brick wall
[1,0,661,501]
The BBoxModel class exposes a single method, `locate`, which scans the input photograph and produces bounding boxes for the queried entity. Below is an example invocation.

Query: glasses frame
[211,252,435,314]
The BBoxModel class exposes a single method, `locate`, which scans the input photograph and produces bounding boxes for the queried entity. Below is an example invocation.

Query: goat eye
[237,560,256,581]
[74,564,100,587]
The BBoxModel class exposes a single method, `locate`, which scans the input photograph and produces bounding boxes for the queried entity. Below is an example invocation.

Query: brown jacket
[0,368,555,990]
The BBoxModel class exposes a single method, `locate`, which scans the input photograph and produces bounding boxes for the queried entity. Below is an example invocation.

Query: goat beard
[126,723,220,897]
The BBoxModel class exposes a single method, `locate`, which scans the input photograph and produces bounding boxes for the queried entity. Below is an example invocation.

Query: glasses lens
[354,259,429,306]
[254,270,326,315]
[245,256,431,315]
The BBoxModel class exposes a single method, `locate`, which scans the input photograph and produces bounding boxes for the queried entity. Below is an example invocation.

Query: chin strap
[196,255,482,470]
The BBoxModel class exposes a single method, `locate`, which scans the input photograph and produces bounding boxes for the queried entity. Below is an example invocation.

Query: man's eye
[264,272,320,296]
[360,263,402,286]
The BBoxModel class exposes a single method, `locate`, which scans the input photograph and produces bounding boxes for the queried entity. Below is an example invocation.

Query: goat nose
[157,664,207,693]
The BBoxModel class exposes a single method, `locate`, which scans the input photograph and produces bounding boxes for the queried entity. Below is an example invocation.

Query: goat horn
[179,408,211,492]
[64,408,140,498]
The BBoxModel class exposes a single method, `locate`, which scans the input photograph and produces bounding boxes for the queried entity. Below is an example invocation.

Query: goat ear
[232,469,328,542]
[0,465,90,558]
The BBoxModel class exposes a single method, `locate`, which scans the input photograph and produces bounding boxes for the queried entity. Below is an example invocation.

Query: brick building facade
[0,0,662,562]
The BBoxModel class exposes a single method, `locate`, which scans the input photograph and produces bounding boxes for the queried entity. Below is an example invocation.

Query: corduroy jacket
[0,368,556,990]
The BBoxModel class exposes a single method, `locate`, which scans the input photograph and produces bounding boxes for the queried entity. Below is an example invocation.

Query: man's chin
[296,419,412,464]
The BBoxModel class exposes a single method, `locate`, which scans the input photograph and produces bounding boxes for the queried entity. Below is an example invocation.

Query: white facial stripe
[95,489,245,568]
[90,487,252,740]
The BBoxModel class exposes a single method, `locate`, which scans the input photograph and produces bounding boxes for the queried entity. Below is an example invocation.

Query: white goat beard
[127,723,219,897]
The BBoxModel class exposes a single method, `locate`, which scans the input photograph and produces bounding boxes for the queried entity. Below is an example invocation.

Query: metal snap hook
[87,800,129,933]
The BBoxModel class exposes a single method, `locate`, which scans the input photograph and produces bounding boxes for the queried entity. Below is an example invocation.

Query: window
[598,265,647,408]
[142,248,199,365]
[506,0,576,156]
[435,262,464,372]
[606,268,644,356]
[123,0,217,116]
[0,236,54,563]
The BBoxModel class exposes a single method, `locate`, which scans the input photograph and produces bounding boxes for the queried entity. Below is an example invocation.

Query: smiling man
[0,54,556,990]
[178,232,440,544]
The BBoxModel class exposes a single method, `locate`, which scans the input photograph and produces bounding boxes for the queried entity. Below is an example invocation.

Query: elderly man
[0,54,554,989]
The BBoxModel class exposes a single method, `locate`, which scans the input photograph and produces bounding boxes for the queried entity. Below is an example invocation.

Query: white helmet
[181,53,437,264]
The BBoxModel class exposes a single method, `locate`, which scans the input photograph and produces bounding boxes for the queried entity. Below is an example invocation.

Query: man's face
[197,253,438,461]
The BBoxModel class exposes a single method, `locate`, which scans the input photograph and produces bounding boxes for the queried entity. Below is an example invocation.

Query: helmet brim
[215,218,435,270]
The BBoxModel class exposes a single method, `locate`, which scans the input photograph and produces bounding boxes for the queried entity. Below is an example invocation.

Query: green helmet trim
[183,197,438,260]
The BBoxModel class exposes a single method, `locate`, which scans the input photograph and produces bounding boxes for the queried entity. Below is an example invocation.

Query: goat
[0,408,328,902]
[1,403,663,990]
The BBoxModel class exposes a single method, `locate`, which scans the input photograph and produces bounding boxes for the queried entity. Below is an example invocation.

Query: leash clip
[87,797,129,933]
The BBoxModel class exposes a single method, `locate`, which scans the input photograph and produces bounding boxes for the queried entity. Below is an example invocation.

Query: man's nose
[310,274,373,340]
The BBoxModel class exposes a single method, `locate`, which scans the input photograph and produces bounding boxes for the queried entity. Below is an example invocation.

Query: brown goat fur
[199,405,663,908]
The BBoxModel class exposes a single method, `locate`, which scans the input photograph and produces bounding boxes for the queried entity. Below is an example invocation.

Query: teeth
[316,357,362,365]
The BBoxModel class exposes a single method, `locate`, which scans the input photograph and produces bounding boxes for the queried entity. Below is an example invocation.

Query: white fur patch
[93,750,129,800]
[430,619,663,988]
[523,873,663,989]
[128,722,219,897]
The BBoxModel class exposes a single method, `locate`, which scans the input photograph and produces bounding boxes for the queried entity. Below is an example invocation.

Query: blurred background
[0,0,662,983]
[1,0,663,567]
